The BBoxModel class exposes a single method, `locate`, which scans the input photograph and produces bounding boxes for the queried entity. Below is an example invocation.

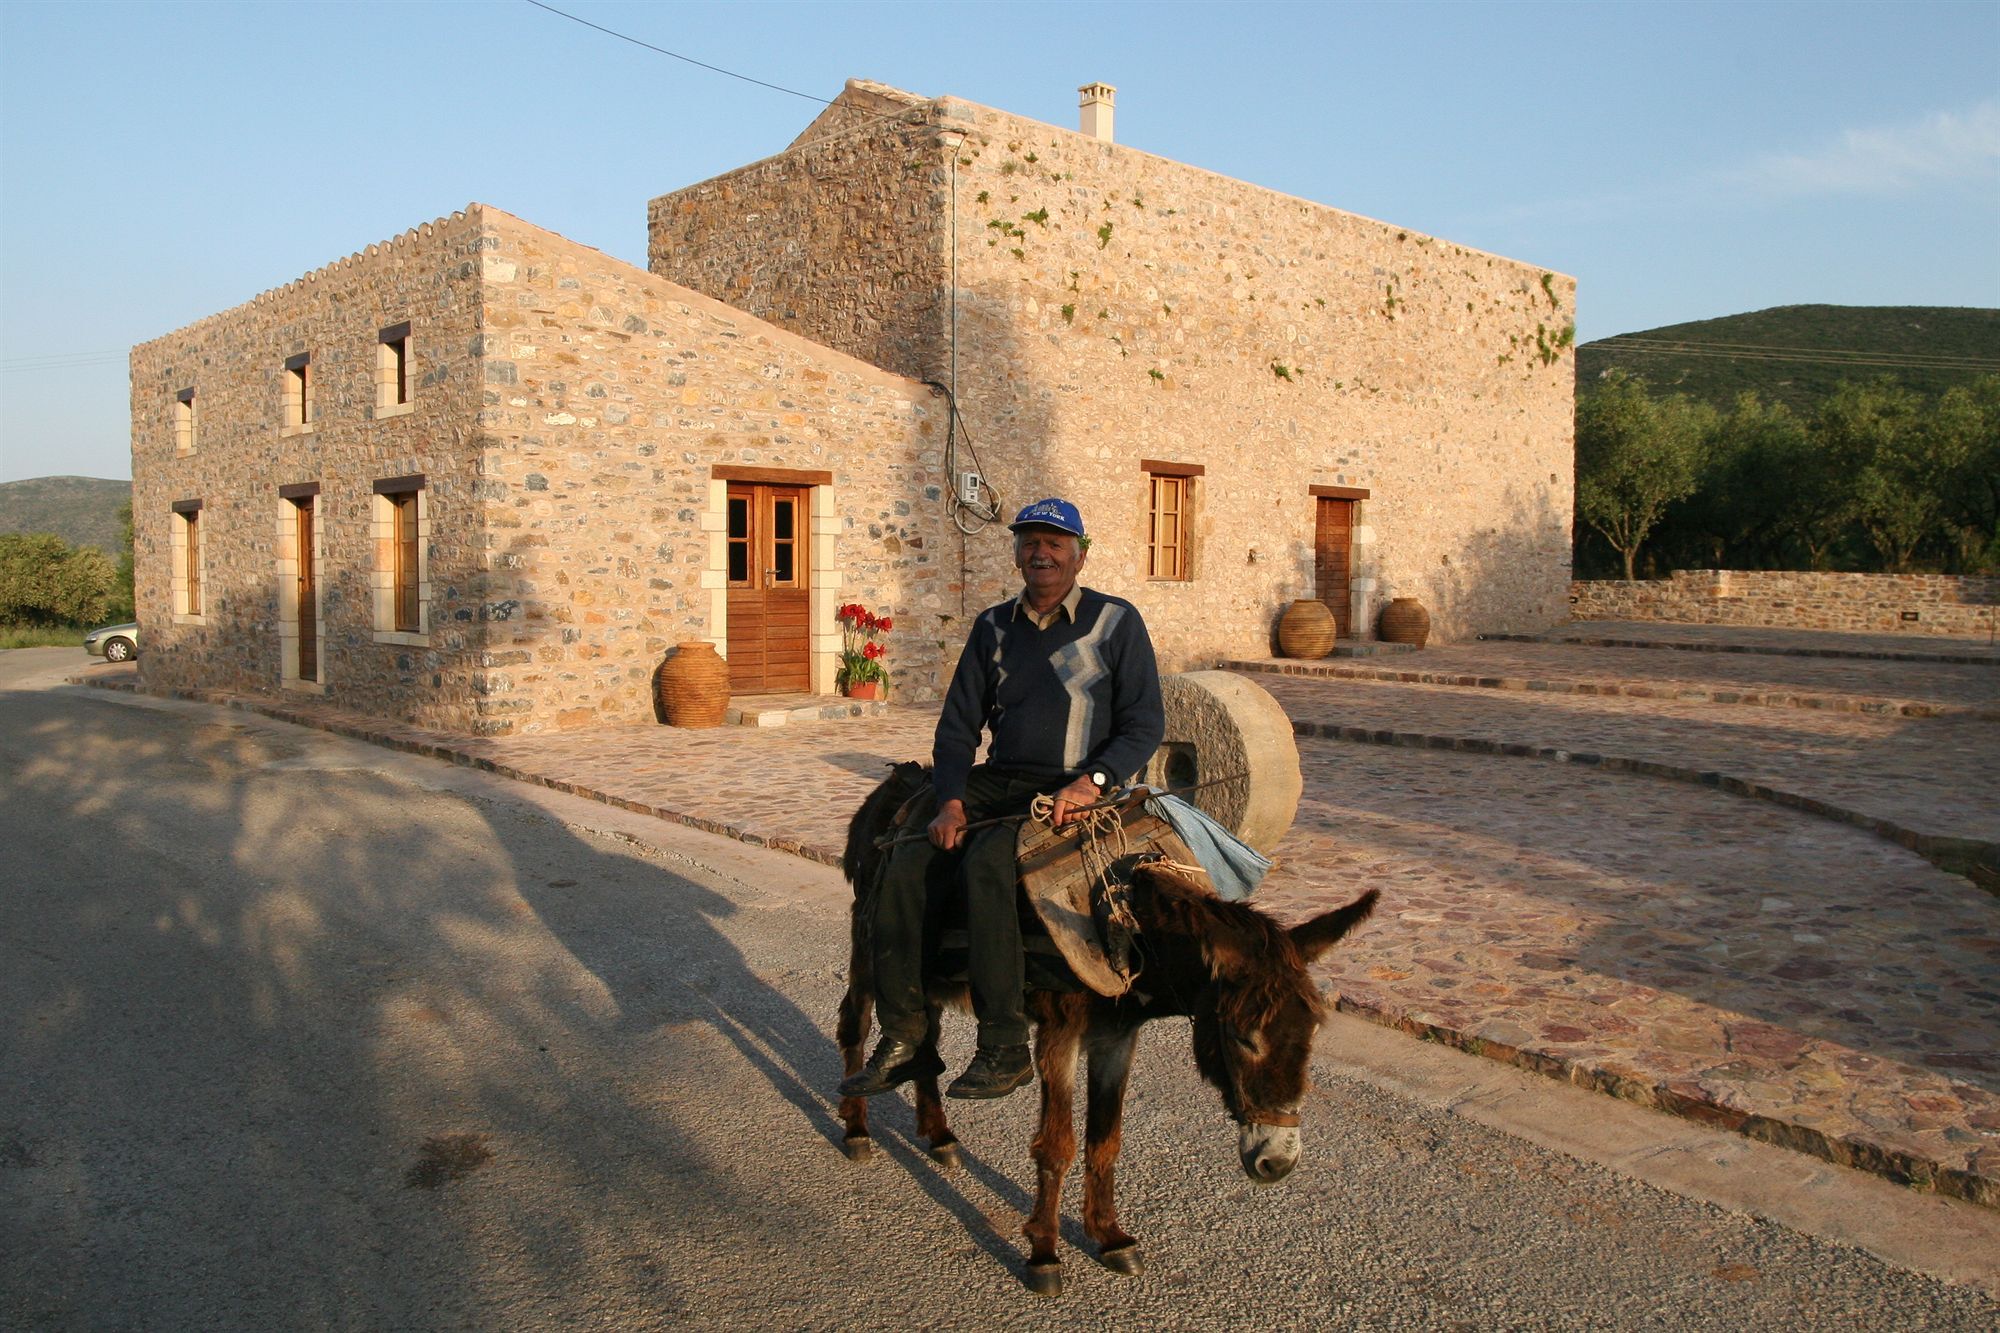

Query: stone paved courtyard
[86,621,2000,1207]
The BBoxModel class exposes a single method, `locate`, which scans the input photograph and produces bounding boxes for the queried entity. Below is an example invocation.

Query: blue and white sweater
[932,587,1167,804]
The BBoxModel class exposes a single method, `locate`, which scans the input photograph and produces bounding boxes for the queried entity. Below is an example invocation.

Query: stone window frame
[1141,459,1202,582]
[376,321,414,419]
[371,474,429,646]
[173,387,197,456]
[279,352,314,437]
[277,482,327,694]
[171,498,205,624]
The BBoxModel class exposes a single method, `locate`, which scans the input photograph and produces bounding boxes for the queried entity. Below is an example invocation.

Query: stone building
[131,80,1574,735]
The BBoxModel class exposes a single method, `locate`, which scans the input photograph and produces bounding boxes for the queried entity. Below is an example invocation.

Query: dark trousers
[870,766,1047,1050]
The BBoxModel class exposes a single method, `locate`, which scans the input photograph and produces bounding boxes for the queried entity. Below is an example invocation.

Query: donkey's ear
[1289,889,1378,963]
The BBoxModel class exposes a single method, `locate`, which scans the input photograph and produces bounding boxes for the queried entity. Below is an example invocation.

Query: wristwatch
[1089,769,1110,793]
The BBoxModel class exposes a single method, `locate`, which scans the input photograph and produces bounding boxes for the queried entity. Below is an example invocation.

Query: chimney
[1079,82,1116,142]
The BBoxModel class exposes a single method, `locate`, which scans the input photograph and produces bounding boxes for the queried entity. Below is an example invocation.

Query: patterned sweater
[932,586,1166,804]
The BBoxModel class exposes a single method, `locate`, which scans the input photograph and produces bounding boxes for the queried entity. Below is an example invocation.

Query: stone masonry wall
[650,86,1575,674]
[129,213,492,730]
[1569,571,2000,638]
[471,211,946,732]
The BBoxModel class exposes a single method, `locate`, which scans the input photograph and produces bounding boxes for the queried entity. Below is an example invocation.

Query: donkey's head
[1147,874,1379,1183]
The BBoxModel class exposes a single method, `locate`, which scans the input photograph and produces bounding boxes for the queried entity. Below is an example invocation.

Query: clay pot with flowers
[836,602,893,700]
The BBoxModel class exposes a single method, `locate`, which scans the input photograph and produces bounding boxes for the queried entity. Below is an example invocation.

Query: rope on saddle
[1029,793,1142,979]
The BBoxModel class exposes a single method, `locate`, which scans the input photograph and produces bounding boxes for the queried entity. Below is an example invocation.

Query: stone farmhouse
[130,80,1575,736]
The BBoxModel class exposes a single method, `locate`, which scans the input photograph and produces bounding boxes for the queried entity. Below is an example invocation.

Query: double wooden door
[725,483,811,693]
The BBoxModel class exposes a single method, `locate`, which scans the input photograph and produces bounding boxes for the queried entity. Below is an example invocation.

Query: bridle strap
[1235,1107,1302,1129]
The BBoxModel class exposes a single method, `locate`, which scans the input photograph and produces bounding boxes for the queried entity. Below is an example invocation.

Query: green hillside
[1576,305,2000,414]
[0,476,131,555]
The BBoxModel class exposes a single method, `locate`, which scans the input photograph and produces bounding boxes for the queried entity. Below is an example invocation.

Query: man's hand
[1049,775,1102,829]
[928,799,969,851]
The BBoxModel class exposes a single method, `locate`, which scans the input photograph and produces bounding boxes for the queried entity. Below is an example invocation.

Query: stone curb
[1481,631,2000,668]
[1284,713,1997,891]
[1225,658,1999,720]
[1328,999,1996,1209]
[71,671,1999,1206]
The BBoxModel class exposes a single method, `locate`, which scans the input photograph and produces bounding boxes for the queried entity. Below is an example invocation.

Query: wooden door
[1314,497,1354,637]
[295,497,318,681]
[725,483,811,693]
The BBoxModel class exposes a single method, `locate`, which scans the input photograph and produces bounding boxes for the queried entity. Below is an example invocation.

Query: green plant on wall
[1097,221,1115,249]
[1148,367,1165,381]
[1060,303,1076,324]
[1023,207,1049,226]
[1540,272,1559,308]
[1271,362,1295,382]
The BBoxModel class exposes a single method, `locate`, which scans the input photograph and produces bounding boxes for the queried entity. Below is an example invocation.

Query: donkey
[836,762,1378,1295]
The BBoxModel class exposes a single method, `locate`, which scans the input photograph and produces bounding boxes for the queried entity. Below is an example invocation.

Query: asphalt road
[4,653,1997,1330]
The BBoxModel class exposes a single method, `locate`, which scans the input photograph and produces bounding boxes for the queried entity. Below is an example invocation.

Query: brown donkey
[836,762,1378,1296]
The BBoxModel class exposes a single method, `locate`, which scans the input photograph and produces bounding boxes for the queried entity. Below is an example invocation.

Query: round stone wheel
[1141,671,1301,856]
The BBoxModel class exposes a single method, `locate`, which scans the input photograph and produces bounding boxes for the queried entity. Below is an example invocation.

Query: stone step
[725,693,891,728]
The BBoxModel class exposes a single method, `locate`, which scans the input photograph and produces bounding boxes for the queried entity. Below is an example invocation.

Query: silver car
[83,622,139,662]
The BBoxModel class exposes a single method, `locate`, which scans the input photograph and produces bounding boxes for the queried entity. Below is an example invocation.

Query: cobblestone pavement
[78,621,2000,1207]
[1233,639,2000,716]
[1517,619,2000,665]
[1239,668,2000,855]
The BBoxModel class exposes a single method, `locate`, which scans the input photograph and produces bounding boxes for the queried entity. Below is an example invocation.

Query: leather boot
[946,1044,1034,1099]
[839,1036,941,1098]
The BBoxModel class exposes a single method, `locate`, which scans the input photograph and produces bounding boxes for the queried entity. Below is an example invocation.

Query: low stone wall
[1569,571,2000,638]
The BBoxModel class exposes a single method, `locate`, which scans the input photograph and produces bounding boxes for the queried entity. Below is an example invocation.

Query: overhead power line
[522,0,831,105]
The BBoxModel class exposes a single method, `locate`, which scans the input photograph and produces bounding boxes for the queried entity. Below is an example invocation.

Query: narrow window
[172,499,204,619]
[372,475,427,640]
[282,352,312,432]
[1142,461,1202,581]
[174,388,197,454]
[377,321,412,415]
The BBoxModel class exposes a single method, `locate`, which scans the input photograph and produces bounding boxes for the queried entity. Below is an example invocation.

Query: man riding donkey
[840,498,1167,1101]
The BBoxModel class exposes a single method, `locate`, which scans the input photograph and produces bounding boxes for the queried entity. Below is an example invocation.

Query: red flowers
[837,603,892,689]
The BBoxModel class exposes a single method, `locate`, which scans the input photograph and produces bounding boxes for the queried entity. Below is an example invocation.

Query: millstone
[1141,671,1300,856]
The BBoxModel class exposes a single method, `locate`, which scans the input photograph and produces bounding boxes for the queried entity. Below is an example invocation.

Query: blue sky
[1,0,1994,483]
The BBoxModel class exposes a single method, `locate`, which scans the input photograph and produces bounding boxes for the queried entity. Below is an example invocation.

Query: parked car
[83,622,139,662]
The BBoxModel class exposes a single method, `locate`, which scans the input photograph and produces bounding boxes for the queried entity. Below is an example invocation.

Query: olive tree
[1575,372,1714,580]
[0,533,117,627]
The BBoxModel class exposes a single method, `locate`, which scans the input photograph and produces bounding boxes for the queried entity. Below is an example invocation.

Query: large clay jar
[655,641,730,727]
[1276,598,1337,659]
[1379,596,1431,648]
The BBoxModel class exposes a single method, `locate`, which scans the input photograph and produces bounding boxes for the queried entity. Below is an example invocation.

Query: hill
[0,476,132,555]
[1576,305,2000,414]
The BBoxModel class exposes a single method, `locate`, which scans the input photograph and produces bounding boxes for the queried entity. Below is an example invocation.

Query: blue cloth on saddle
[1139,790,1272,901]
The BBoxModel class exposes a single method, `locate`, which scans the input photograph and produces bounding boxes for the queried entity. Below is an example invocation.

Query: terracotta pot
[655,641,730,727]
[844,680,883,701]
[1378,596,1431,648]
[1276,598,1337,659]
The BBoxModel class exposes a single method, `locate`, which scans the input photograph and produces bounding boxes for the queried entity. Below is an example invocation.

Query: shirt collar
[1014,582,1084,627]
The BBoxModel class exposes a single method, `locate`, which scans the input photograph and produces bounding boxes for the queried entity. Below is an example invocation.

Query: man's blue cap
[1008,498,1085,538]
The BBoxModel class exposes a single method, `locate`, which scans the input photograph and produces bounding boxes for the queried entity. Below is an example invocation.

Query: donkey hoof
[840,1135,874,1162]
[926,1140,962,1169]
[1023,1261,1063,1297]
[1098,1243,1146,1277]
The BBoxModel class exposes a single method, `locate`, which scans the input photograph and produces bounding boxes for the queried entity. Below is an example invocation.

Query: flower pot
[843,680,883,701]
[1276,598,1337,659]
[655,641,730,727]
[1378,596,1431,648]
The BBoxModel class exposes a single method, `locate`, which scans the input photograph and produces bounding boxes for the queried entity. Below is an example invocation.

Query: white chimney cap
[1079,82,1116,142]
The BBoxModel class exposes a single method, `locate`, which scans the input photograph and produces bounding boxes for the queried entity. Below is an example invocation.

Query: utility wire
[522,0,831,105]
